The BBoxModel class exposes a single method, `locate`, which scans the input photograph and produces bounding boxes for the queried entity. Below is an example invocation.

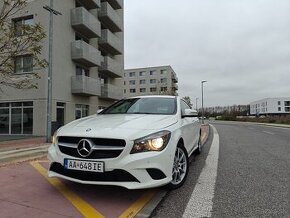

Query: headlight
[52,128,61,146]
[130,130,171,154]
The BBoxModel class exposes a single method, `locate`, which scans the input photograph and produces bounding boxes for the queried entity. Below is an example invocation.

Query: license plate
[64,159,104,172]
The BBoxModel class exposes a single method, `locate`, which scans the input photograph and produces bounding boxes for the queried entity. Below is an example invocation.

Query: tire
[196,132,202,155]
[166,144,189,190]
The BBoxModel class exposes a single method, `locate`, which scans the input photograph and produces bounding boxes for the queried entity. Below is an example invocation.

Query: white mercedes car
[48,96,202,189]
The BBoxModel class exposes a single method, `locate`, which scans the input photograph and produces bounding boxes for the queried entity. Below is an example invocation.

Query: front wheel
[166,145,189,189]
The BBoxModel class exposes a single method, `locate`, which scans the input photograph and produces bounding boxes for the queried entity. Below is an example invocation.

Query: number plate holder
[64,159,104,173]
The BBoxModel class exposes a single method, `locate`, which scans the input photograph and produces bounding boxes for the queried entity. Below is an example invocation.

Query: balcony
[104,0,123,9]
[173,83,179,90]
[71,7,101,38]
[101,84,123,100]
[172,73,178,83]
[98,2,122,32]
[71,76,101,96]
[99,29,122,55]
[99,56,122,78]
[78,0,100,10]
[71,40,101,67]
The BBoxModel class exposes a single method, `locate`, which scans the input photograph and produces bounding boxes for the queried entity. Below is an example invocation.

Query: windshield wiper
[129,112,153,114]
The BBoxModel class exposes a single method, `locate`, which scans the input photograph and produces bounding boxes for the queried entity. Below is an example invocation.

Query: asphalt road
[152,121,290,218]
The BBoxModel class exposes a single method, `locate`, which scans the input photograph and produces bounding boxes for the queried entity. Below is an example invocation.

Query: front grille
[58,136,126,159]
[59,146,122,159]
[58,137,126,147]
[50,162,139,183]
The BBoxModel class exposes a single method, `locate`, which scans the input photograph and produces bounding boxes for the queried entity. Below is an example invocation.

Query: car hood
[58,114,178,139]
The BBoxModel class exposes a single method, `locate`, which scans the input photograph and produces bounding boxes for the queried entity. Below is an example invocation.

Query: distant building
[250,97,290,116]
[123,66,178,98]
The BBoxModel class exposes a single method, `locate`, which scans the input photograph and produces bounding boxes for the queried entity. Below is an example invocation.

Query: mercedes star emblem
[77,139,93,158]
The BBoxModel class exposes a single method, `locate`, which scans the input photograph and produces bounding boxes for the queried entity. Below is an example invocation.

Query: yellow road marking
[30,161,104,218]
[36,160,49,163]
[118,190,157,218]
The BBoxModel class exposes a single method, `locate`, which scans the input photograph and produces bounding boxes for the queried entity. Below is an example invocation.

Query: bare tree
[0,0,46,91]
[182,96,193,107]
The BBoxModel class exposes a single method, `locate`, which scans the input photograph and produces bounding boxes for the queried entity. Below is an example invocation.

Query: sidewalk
[0,137,48,151]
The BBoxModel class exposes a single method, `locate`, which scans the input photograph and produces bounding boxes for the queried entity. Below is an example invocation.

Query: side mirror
[182,109,198,118]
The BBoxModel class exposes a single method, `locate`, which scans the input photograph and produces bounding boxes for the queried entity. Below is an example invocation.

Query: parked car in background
[48,96,202,189]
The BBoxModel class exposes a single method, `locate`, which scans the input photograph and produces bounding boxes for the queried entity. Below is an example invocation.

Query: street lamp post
[201,80,207,124]
[43,0,62,143]
[195,97,199,111]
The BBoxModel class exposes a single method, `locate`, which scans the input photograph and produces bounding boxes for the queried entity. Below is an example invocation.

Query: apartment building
[0,0,124,136]
[124,66,178,98]
[250,97,290,116]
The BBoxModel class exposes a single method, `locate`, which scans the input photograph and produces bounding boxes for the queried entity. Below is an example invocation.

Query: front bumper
[47,141,176,189]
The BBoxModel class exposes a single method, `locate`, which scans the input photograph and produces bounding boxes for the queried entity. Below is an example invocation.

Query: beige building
[0,0,124,136]
[124,66,178,98]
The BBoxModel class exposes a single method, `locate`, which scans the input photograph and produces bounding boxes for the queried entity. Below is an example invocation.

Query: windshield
[101,97,177,115]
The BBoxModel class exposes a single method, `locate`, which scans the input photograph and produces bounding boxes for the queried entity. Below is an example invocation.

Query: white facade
[250,98,290,115]
[124,66,178,98]
[0,0,124,136]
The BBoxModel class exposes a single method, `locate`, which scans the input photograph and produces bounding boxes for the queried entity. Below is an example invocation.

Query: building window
[75,104,89,119]
[56,102,65,127]
[140,88,146,93]
[160,78,167,83]
[129,89,136,93]
[124,72,126,77]
[14,15,33,36]
[0,102,33,135]
[278,107,281,111]
[150,87,157,92]
[149,70,156,76]
[285,101,290,107]
[150,79,156,84]
[160,69,167,75]
[15,55,33,74]
[76,66,89,76]
[285,107,290,112]
[278,101,281,105]
[75,33,89,43]
[161,87,168,92]
[129,80,136,85]
[129,72,136,77]
[139,71,146,76]
[140,79,146,85]
[124,89,126,93]
[124,81,126,85]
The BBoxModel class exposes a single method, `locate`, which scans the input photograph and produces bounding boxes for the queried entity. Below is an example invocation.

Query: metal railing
[71,7,101,38]
[101,84,123,100]
[71,75,101,96]
[71,40,102,67]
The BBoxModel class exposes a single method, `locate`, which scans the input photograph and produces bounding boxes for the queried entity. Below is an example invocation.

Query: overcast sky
[124,0,290,107]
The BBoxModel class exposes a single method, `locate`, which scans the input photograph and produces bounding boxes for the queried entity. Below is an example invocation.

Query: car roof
[128,95,177,99]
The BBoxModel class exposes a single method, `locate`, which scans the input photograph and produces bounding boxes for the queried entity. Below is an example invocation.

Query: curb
[0,144,49,165]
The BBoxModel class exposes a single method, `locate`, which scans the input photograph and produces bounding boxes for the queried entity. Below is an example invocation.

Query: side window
[180,100,190,116]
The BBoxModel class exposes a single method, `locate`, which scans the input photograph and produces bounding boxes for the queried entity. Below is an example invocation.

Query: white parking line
[183,125,219,218]
[262,131,275,135]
